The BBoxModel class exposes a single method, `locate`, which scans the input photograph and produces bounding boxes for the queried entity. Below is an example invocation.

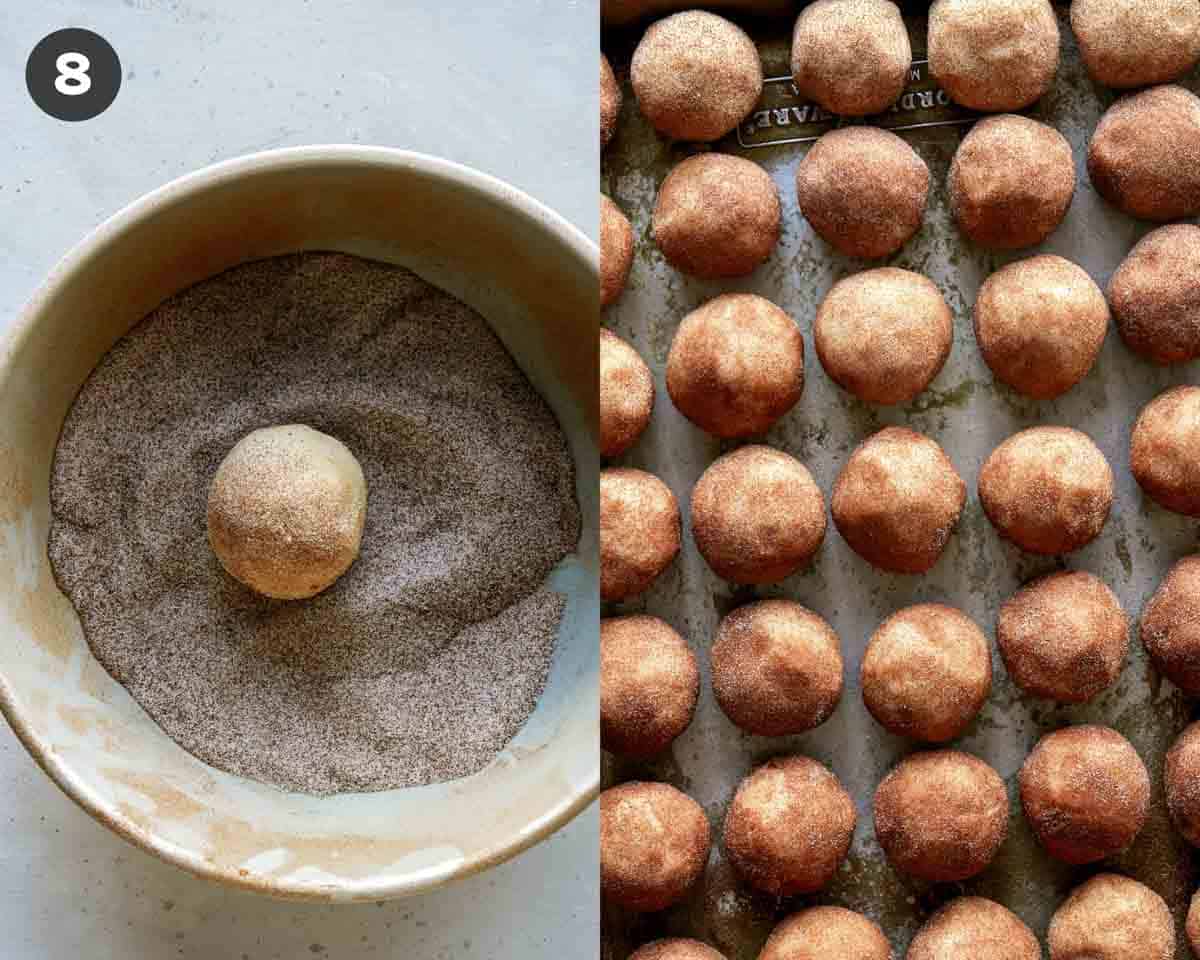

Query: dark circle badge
[26,29,121,122]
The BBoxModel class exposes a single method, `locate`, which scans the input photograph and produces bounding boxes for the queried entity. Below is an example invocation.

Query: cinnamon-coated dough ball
[601,194,634,308]
[207,424,367,600]
[815,268,952,405]
[600,329,654,459]
[1019,725,1149,864]
[1072,0,1200,89]
[796,127,929,259]
[979,427,1113,555]
[654,154,780,279]
[862,604,991,742]
[760,907,890,960]
[929,0,1059,112]
[832,428,966,574]
[630,940,726,960]
[711,600,843,737]
[1088,86,1200,222]
[974,255,1109,400]
[601,53,621,149]
[1141,555,1200,696]
[723,755,855,896]
[1109,225,1200,365]
[874,750,1008,883]
[950,115,1075,250]
[997,571,1128,704]
[908,898,1040,960]
[1166,721,1200,848]
[790,0,911,117]
[601,781,710,912]
[666,294,804,439]
[1132,386,1200,516]
[631,10,762,142]
[1049,873,1174,960]
[600,468,680,602]
[601,615,699,757]
[691,446,826,584]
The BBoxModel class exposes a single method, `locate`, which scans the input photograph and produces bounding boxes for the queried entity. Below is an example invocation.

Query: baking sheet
[601,7,1200,958]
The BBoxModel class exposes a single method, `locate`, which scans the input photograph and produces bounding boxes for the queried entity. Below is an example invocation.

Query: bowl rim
[0,144,599,900]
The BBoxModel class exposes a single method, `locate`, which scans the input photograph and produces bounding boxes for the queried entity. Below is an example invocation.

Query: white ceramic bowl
[0,146,598,900]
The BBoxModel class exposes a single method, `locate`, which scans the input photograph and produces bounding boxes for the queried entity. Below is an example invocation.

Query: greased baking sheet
[601,7,1200,959]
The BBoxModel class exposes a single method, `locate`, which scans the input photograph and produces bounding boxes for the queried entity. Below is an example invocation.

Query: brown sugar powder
[47,252,580,795]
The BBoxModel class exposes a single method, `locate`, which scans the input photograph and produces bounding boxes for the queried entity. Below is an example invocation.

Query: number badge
[26,28,120,122]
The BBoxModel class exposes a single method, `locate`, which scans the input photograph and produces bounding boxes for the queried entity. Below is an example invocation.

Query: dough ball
[723,755,855,896]
[601,615,699,757]
[974,255,1109,400]
[790,0,911,117]
[600,467,680,602]
[1141,555,1200,696]
[666,293,804,439]
[1189,889,1200,958]
[1132,386,1200,516]
[997,571,1128,704]
[978,426,1113,555]
[207,424,367,600]
[908,898,1040,960]
[949,115,1076,250]
[629,940,725,960]
[815,268,952,405]
[832,427,966,574]
[601,53,622,149]
[1071,0,1200,89]
[1108,224,1200,365]
[1088,85,1200,222]
[690,445,826,584]
[862,604,991,743]
[928,0,1059,112]
[1019,725,1149,864]
[601,781,710,912]
[1167,721,1200,848]
[873,750,1008,883]
[760,907,890,960]
[631,10,762,142]
[654,154,780,278]
[600,329,654,459]
[1049,873,1174,960]
[796,127,929,259]
[601,194,634,308]
[711,599,843,737]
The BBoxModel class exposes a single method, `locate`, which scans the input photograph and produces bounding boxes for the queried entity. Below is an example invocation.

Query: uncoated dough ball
[796,127,930,259]
[974,255,1109,400]
[207,424,367,600]
[832,427,966,574]
[600,329,654,459]
[1088,85,1200,222]
[1048,873,1174,960]
[907,898,1040,960]
[1191,890,1200,959]
[631,10,762,142]
[1166,721,1200,848]
[654,154,781,278]
[862,604,991,742]
[761,908,889,960]
[666,294,804,439]
[600,467,681,602]
[601,53,622,149]
[950,115,1076,250]
[690,446,826,584]
[601,194,634,309]
[629,940,726,960]
[814,268,952,405]
[1071,0,1200,89]
[1131,386,1200,517]
[790,0,911,117]
[928,0,1060,112]
[1141,555,1200,697]
[1108,224,1200,365]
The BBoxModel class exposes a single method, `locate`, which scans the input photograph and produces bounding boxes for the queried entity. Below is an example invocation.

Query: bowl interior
[0,147,599,900]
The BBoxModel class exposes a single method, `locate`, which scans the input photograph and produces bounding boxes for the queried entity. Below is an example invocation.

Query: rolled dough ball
[207,424,367,600]
[815,268,952,405]
[666,293,804,439]
[908,898,1040,960]
[630,940,726,960]
[601,194,634,309]
[600,329,654,459]
[654,154,780,279]
[760,907,889,960]
[1141,555,1200,696]
[979,426,1113,555]
[1088,85,1200,222]
[790,0,911,117]
[1166,721,1200,848]
[1048,873,1174,960]
[1190,889,1200,958]
[950,115,1076,250]
[601,53,622,149]
[631,10,762,142]
[1108,225,1200,365]
[928,0,1060,112]
[796,127,929,259]
[600,467,681,602]
[690,446,826,584]
[974,255,1109,400]
[1132,386,1200,516]
[723,755,855,896]
[1071,0,1200,89]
